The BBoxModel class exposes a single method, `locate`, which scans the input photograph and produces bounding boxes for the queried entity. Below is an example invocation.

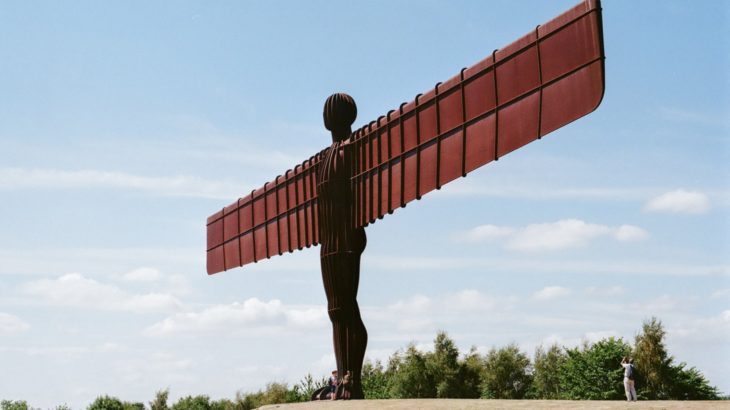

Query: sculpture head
[323,93,357,142]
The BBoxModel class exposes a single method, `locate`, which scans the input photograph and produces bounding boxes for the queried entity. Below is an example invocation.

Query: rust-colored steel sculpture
[206,0,605,399]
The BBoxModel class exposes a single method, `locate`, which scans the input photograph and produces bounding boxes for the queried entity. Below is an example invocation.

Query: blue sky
[1,0,728,407]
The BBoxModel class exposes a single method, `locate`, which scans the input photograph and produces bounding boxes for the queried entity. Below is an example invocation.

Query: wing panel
[498,92,540,157]
[464,115,496,174]
[541,62,604,136]
[391,160,403,212]
[241,232,254,265]
[207,245,225,276]
[419,140,438,199]
[224,239,240,271]
[439,129,464,187]
[464,70,496,122]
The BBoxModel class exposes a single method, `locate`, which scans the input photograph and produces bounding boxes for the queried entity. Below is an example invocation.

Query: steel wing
[350,0,605,227]
[207,0,605,274]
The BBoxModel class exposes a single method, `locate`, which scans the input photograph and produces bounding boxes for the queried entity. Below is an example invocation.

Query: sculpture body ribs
[205,0,605,399]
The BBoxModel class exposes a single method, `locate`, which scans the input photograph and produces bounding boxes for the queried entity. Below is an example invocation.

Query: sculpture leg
[321,251,368,399]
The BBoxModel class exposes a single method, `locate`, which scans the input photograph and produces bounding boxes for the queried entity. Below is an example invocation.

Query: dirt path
[260,399,729,410]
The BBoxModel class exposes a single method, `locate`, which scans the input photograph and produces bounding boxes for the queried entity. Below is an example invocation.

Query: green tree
[292,373,327,401]
[1,400,36,410]
[150,389,169,410]
[633,317,719,400]
[666,362,720,400]
[458,347,485,399]
[86,396,143,410]
[480,343,532,399]
[532,343,566,399]
[233,392,257,410]
[236,382,299,408]
[171,395,213,410]
[362,360,391,399]
[633,317,672,398]
[425,332,462,398]
[87,396,124,410]
[388,345,436,398]
[209,399,237,410]
[559,337,631,400]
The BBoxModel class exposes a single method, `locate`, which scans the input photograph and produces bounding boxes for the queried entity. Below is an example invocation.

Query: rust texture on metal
[205,0,604,276]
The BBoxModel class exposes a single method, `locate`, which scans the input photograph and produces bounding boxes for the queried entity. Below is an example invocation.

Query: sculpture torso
[317,141,366,255]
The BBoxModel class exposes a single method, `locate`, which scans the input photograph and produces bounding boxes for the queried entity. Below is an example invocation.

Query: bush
[1,401,36,410]
[559,337,631,400]
[480,344,532,399]
[362,360,391,399]
[531,344,566,399]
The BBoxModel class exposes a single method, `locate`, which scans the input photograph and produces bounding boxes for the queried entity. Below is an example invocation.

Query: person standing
[328,370,339,400]
[621,356,637,401]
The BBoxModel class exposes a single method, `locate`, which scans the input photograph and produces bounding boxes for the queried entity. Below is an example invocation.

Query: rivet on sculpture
[205,0,605,400]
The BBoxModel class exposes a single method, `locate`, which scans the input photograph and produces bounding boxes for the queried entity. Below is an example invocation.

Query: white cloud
[629,295,682,313]
[533,286,571,301]
[584,330,620,343]
[387,295,432,315]
[20,273,182,313]
[119,267,161,282]
[613,225,649,241]
[445,289,497,311]
[145,298,328,337]
[0,247,202,277]
[669,310,730,344]
[114,351,196,385]
[0,342,126,358]
[432,174,650,201]
[0,312,30,334]
[116,267,192,297]
[585,286,625,296]
[508,220,611,251]
[0,167,247,199]
[657,106,730,128]
[458,225,515,243]
[457,219,648,252]
[711,288,730,299]
[644,189,710,214]
[369,254,727,276]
